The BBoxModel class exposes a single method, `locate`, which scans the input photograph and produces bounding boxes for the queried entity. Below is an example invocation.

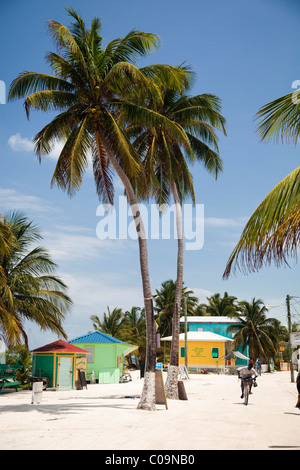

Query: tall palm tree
[223,90,300,278]
[154,280,198,337]
[129,87,225,398]
[8,9,188,410]
[90,306,124,338]
[121,306,146,367]
[203,292,238,316]
[227,298,279,361]
[0,212,72,348]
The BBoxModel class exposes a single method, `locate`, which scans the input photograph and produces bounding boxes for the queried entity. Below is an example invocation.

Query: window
[180,347,185,358]
[212,348,219,359]
[85,346,94,363]
[214,327,219,333]
[197,328,203,332]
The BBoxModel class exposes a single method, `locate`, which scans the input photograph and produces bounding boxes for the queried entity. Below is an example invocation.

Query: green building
[31,339,89,390]
[69,331,137,383]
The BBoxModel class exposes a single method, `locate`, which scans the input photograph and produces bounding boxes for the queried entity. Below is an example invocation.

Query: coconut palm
[202,292,238,316]
[128,86,225,397]
[90,306,124,338]
[121,306,146,367]
[8,8,189,410]
[121,306,145,341]
[0,212,72,348]
[223,90,300,278]
[154,280,198,337]
[227,298,279,361]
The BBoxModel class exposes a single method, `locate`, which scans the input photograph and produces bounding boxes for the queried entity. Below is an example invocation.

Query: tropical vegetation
[127,82,226,398]
[91,307,124,338]
[227,298,280,362]
[5,345,32,385]
[0,211,72,349]
[8,7,196,410]
[6,7,299,409]
[200,292,238,316]
[89,282,291,369]
[154,280,198,337]
[223,88,300,278]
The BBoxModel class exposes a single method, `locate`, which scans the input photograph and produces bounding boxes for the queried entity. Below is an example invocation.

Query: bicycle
[242,377,253,405]
[242,377,258,405]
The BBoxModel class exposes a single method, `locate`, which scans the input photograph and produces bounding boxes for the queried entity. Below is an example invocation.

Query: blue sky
[1,0,300,348]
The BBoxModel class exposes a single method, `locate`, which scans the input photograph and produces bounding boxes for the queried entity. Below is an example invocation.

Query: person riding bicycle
[237,360,258,399]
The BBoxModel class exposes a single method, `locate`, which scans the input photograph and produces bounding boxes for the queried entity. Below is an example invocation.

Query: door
[58,357,72,390]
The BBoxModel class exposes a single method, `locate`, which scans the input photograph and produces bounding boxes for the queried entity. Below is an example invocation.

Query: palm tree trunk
[165,182,183,399]
[97,132,156,410]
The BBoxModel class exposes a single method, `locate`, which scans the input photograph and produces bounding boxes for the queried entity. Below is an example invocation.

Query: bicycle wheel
[244,382,249,405]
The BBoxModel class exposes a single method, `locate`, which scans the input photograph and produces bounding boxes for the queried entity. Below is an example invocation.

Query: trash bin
[31,381,43,404]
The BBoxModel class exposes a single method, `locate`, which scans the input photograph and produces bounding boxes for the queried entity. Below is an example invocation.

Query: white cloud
[8,133,65,160]
[0,188,55,213]
[8,133,34,152]
[205,217,247,228]
[61,271,143,313]
[191,287,214,302]
[43,225,128,262]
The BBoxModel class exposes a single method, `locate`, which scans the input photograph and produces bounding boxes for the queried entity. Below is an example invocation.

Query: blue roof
[69,330,130,345]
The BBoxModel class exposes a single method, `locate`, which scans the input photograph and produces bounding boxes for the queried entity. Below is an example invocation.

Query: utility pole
[286,294,295,383]
[184,297,188,369]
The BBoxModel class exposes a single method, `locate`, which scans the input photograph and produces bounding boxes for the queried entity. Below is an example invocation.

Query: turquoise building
[180,316,249,366]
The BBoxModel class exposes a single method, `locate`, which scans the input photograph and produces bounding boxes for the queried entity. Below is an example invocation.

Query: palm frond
[24,90,77,119]
[101,109,142,181]
[8,72,74,102]
[122,102,193,153]
[187,133,223,178]
[103,30,160,67]
[51,116,92,195]
[93,134,114,205]
[223,165,300,278]
[256,91,300,144]
[141,64,193,93]
[33,109,79,161]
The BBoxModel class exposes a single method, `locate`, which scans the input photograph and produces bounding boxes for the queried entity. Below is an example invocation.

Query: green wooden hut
[31,340,89,390]
[69,331,137,383]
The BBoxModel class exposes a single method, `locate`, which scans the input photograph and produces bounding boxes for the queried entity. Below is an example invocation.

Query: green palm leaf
[256,91,300,144]
[0,212,72,347]
[8,72,74,101]
[223,166,300,277]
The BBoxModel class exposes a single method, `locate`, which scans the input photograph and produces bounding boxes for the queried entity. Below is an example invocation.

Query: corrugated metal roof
[179,316,242,324]
[161,331,233,342]
[69,331,129,345]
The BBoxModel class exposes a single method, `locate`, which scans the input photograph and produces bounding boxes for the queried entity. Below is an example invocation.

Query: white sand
[0,370,299,450]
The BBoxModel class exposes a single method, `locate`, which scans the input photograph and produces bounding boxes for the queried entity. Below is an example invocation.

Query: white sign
[290,333,300,347]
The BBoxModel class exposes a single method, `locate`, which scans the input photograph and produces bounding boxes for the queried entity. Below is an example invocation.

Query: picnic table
[0,363,22,393]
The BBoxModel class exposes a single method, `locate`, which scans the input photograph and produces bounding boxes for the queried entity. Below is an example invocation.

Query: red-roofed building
[31,340,89,390]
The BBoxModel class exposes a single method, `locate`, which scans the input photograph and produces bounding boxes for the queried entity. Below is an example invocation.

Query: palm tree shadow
[0,396,139,416]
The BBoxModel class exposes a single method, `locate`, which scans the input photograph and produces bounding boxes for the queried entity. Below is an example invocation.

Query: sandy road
[0,370,299,450]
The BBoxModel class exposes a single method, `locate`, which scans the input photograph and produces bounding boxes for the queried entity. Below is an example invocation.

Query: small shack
[31,340,89,390]
[69,331,137,383]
